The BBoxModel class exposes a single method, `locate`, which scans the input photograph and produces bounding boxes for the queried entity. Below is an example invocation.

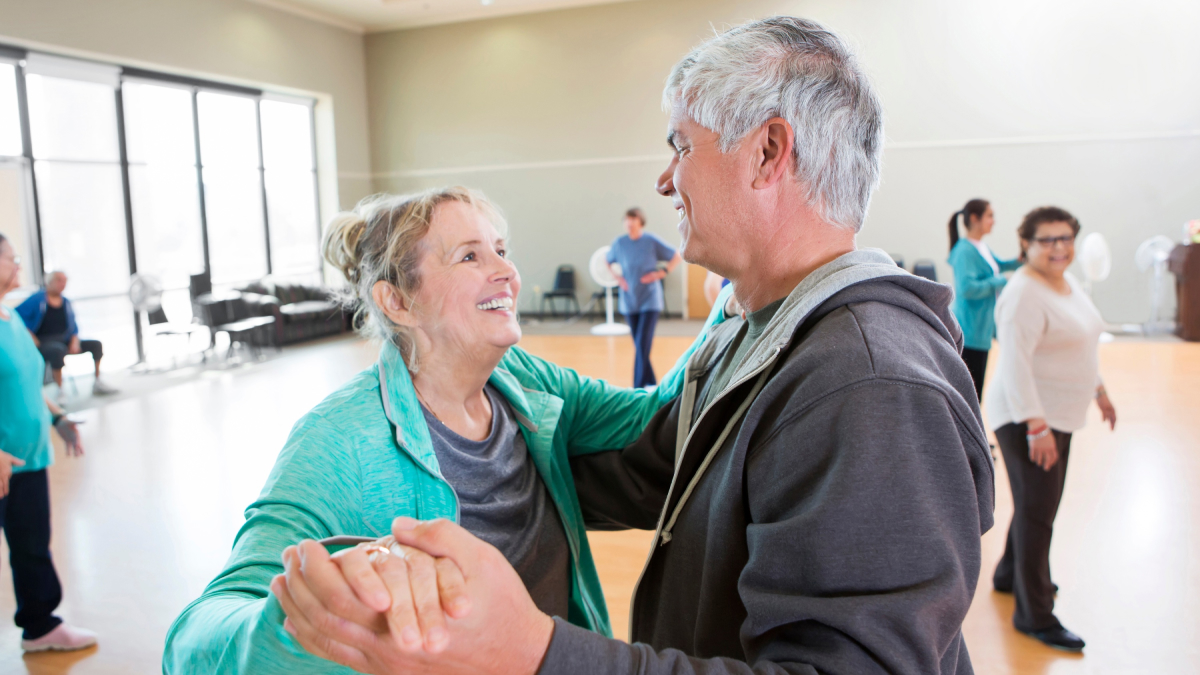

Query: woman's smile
[475,294,515,313]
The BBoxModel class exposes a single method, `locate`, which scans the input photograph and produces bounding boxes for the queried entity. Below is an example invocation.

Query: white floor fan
[1136,235,1176,334]
[588,246,631,336]
[129,272,164,372]
[1077,233,1115,341]
[1078,232,1111,296]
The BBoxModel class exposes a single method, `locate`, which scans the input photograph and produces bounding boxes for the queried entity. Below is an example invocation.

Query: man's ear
[372,281,418,328]
[751,117,795,190]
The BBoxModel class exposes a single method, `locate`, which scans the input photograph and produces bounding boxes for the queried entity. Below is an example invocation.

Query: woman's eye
[462,252,476,262]
[497,249,507,258]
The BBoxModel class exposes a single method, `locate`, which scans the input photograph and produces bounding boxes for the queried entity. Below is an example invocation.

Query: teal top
[163,295,730,675]
[0,307,53,473]
[948,239,1021,351]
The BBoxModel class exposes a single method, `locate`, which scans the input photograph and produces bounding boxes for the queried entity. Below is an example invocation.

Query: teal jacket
[948,239,1020,351]
[162,303,727,674]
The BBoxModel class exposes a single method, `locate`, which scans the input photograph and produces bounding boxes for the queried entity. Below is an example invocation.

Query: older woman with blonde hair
[163,187,718,674]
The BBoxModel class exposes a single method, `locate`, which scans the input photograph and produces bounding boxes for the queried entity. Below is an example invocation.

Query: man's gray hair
[664,16,883,231]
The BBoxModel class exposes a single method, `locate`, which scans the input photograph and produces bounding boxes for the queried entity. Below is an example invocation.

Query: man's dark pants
[993,423,1072,632]
[624,311,659,389]
[0,469,64,640]
[37,338,103,371]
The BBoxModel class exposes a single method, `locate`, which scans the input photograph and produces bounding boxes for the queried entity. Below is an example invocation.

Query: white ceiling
[247,0,645,33]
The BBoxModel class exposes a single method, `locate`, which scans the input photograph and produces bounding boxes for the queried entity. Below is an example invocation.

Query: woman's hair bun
[322,212,369,287]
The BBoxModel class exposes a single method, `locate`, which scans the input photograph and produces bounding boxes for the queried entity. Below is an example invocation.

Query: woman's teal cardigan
[948,239,1021,351]
[163,291,731,675]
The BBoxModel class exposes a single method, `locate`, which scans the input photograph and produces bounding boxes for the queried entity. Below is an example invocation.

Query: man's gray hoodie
[542,249,995,675]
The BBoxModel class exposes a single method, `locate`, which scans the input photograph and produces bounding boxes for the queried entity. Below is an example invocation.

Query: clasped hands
[270,517,554,675]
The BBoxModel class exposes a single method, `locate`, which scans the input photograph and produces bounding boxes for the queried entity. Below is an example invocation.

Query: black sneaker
[1020,626,1085,652]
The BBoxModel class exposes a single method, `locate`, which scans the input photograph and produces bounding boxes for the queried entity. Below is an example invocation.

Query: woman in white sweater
[985,206,1117,653]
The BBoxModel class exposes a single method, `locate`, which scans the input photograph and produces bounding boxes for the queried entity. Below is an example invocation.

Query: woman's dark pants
[625,311,659,389]
[993,423,1073,632]
[961,347,989,401]
[0,469,64,640]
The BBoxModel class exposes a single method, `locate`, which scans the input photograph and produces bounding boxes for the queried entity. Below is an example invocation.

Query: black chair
[912,259,938,282]
[540,265,580,318]
[889,253,906,268]
[189,272,212,300]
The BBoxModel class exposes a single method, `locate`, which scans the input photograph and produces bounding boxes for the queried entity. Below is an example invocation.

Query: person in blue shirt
[947,198,1021,400]
[0,233,94,653]
[606,207,682,388]
[16,271,117,399]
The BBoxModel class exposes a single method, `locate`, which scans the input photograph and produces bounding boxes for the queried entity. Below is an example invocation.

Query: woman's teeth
[476,297,514,311]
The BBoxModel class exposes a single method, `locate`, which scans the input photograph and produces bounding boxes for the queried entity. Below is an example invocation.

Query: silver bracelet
[1026,426,1051,441]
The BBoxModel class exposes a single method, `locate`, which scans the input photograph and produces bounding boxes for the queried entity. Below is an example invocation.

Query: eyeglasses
[1031,235,1075,248]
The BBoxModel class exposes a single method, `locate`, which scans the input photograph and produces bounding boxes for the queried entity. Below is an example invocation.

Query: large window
[25,55,138,368]
[123,80,205,321]
[26,57,131,297]
[0,62,21,157]
[0,59,35,290]
[261,98,320,278]
[197,91,269,285]
[0,48,322,369]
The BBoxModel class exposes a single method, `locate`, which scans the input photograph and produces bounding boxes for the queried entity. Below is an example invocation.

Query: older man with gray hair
[275,16,993,675]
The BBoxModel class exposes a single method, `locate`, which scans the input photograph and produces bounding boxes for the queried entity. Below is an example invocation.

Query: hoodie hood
[685,247,990,534]
[721,248,959,391]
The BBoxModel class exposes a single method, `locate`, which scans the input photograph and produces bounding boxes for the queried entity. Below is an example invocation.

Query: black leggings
[37,339,102,371]
[961,347,989,401]
[0,470,64,640]
[993,422,1073,632]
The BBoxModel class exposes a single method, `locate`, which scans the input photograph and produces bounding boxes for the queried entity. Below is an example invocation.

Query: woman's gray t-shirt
[420,384,571,618]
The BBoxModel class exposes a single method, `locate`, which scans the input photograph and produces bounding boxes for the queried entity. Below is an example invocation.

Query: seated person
[16,271,117,397]
[162,187,722,674]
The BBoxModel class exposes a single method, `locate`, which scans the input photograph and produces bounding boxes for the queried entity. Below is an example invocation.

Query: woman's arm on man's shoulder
[502,285,731,455]
[163,415,366,675]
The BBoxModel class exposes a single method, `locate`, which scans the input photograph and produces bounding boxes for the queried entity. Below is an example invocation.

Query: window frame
[0,43,323,365]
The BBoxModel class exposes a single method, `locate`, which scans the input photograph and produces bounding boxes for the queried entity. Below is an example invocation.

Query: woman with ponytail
[947,199,1020,399]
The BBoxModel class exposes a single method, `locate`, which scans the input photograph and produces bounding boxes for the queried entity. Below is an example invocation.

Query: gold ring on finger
[365,545,391,562]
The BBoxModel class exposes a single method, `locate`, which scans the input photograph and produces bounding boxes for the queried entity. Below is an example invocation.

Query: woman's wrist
[1025,418,1050,441]
[1095,385,1107,399]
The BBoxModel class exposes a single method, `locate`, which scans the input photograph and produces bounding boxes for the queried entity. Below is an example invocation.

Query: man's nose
[655,159,676,196]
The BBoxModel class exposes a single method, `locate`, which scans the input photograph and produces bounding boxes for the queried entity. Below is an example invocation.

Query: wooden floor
[1,332,1197,674]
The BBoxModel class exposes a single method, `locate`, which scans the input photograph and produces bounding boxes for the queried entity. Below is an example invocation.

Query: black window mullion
[114,85,144,363]
[255,99,272,275]
[13,58,44,285]
[191,89,211,277]
[309,103,322,277]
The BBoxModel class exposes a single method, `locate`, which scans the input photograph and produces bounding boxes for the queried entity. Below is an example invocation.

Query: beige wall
[0,0,374,212]
[366,0,1200,323]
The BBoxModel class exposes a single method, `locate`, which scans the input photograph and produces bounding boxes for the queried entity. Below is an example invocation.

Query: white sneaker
[92,379,119,396]
[21,623,98,652]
